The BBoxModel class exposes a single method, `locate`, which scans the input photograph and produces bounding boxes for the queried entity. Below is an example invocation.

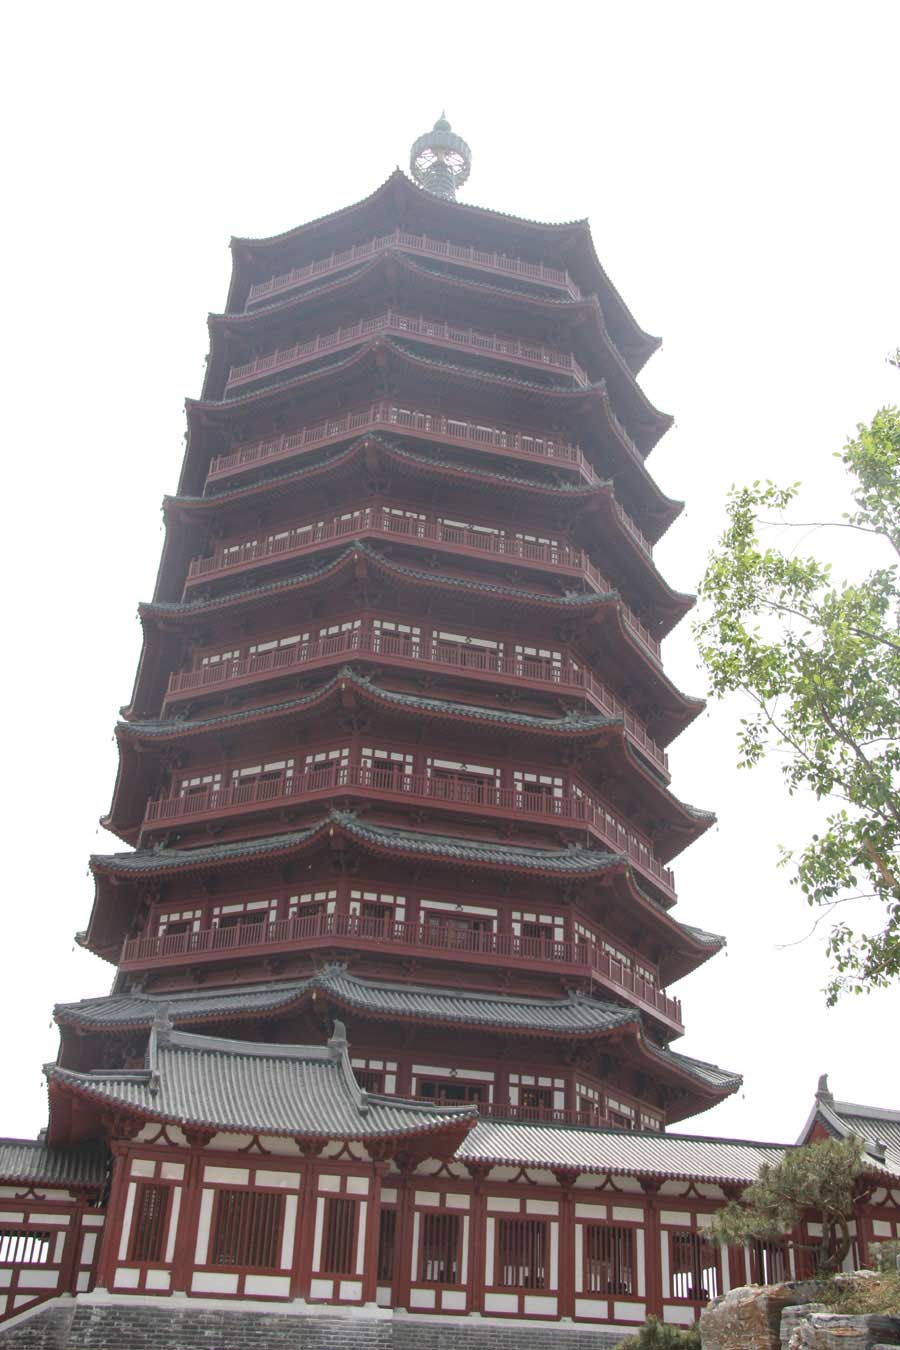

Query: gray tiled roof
[800,1087,900,1174]
[121,670,618,740]
[91,822,324,875]
[457,1119,791,1183]
[332,811,625,873]
[142,543,612,619]
[646,1045,741,1091]
[56,967,638,1038]
[174,435,606,511]
[677,922,726,949]
[91,810,625,879]
[0,1137,107,1189]
[47,1024,474,1141]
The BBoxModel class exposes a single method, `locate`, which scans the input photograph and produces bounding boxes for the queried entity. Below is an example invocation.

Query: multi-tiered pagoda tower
[7,119,894,1347]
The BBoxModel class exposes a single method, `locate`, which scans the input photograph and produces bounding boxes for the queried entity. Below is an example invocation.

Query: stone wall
[0,1298,629,1350]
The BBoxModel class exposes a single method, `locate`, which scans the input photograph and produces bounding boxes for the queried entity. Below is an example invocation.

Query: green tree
[711,1136,865,1275]
[695,355,900,1003]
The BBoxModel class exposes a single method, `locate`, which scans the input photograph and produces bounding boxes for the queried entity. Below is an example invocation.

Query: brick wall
[0,1300,629,1349]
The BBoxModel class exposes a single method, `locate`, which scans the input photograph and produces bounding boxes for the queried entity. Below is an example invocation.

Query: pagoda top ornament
[410,113,472,201]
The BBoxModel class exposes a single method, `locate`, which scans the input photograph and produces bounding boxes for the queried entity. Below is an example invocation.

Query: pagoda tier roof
[111,669,713,859]
[227,170,659,372]
[84,812,724,985]
[56,967,638,1040]
[459,1121,789,1186]
[797,1077,900,1174]
[135,542,701,737]
[140,540,612,619]
[183,341,682,538]
[53,971,738,1117]
[207,251,670,450]
[47,1020,476,1151]
[161,438,693,633]
[0,1136,107,1191]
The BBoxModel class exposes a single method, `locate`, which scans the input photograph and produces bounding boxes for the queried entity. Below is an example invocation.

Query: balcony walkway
[142,762,676,899]
[183,510,660,660]
[120,911,682,1030]
[206,403,648,532]
[246,230,581,307]
[225,312,588,394]
[164,627,669,776]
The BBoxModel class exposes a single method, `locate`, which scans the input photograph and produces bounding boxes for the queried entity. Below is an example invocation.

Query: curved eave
[84,813,720,981]
[162,435,690,634]
[138,541,701,727]
[211,251,670,444]
[54,985,640,1043]
[184,341,682,535]
[227,170,659,366]
[46,1071,476,1151]
[112,673,709,856]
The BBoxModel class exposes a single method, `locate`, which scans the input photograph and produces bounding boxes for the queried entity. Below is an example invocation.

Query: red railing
[225,311,589,392]
[208,402,593,485]
[142,762,675,896]
[119,910,682,1026]
[164,627,669,774]
[423,1100,625,1129]
[246,229,580,306]
[206,404,652,553]
[185,509,659,657]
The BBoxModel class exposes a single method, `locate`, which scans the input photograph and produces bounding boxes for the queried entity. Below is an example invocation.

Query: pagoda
[2,118,897,1344]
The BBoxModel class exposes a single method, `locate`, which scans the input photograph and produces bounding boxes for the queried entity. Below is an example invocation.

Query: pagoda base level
[0,1295,631,1350]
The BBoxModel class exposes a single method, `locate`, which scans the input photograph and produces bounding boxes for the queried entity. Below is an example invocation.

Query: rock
[788,1313,900,1350]
[700,1282,823,1350]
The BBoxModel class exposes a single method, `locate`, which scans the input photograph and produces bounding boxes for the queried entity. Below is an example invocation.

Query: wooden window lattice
[584,1224,636,1295]
[376,1207,397,1282]
[129,1183,170,1262]
[496,1217,548,1290]
[670,1230,720,1301]
[750,1238,789,1284]
[212,1189,285,1271]
[0,1230,51,1265]
[419,1212,461,1284]
[321,1196,356,1275]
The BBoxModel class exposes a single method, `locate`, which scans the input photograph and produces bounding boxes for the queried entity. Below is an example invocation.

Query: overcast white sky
[1,1,897,1145]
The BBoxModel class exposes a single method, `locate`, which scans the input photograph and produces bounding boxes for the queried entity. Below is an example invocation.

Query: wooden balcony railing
[225,311,589,393]
[164,627,669,775]
[206,405,652,552]
[182,509,659,658]
[245,229,580,306]
[419,1100,626,1130]
[142,762,675,897]
[119,910,682,1027]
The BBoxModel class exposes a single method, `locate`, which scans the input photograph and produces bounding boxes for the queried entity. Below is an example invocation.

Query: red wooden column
[361,1160,387,1304]
[554,1168,579,1318]
[170,1129,213,1293]
[95,1142,131,1290]
[392,1167,415,1310]
[291,1143,326,1300]
[465,1162,491,1314]
[58,1192,87,1296]
[640,1179,663,1318]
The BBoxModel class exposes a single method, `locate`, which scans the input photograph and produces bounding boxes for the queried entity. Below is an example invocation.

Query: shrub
[617,1316,701,1350]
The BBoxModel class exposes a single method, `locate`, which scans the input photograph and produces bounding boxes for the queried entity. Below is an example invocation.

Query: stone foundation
[0,1297,630,1350]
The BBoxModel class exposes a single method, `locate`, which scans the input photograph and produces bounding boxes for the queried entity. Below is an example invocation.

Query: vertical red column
[95,1139,131,1289]
[291,1147,323,1300]
[361,1160,386,1304]
[554,1168,579,1318]
[465,1163,490,1314]
[641,1180,663,1318]
[170,1130,213,1293]
[392,1168,415,1310]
